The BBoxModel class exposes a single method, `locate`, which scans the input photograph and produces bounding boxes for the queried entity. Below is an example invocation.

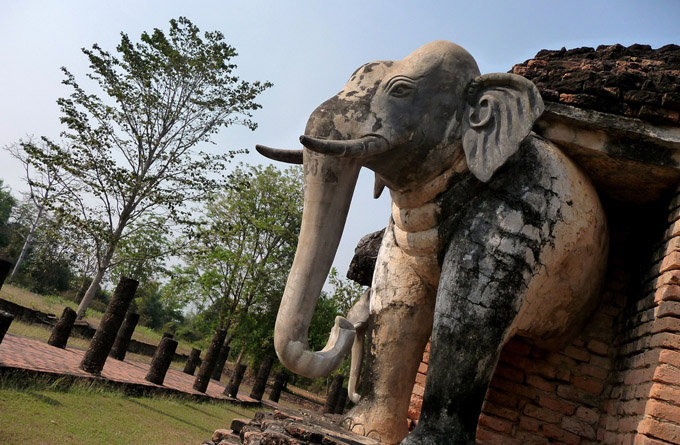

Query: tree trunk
[76,266,108,318]
[9,206,43,283]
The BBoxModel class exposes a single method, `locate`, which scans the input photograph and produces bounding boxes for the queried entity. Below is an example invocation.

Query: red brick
[485,388,519,408]
[542,423,580,445]
[646,398,680,424]
[489,376,536,400]
[621,398,648,416]
[562,345,590,362]
[495,364,524,383]
[561,415,596,440]
[589,354,612,370]
[523,404,562,424]
[503,337,532,356]
[573,375,604,395]
[659,348,680,368]
[537,394,576,415]
[556,384,600,407]
[417,362,428,374]
[475,426,520,445]
[660,251,680,273]
[638,416,680,444]
[579,362,610,380]
[478,413,514,434]
[654,270,680,289]
[654,363,680,386]
[482,400,520,422]
[415,372,426,385]
[518,415,541,433]
[655,285,680,303]
[649,382,680,404]
[421,351,430,363]
[526,374,555,392]
[625,349,662,370]
[586,340,609,356]
[411,383,424,397]
[634,432,675,445]
[515,430,549,444]
[575,406,600,424]
[656,301,680,318]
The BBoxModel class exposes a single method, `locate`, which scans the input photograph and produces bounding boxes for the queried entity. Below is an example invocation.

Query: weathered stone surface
[47,307,77,349]
[183,347,202,375]
[145,336,178,385]
[225,363,247,398]
[250,355,275,401]
[346,230,384,286]
[212,343,230,381]
[109,312,140,360]
[80,277,139,374]
[194,328,227,393]
[219,408,380,445]
[512,43,680,126]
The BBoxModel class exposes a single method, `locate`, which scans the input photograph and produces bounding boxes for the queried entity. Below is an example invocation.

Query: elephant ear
[462,73,544,182]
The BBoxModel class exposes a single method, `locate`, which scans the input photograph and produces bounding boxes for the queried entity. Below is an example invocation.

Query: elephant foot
[399,422,474,445]
[341,405,409,444]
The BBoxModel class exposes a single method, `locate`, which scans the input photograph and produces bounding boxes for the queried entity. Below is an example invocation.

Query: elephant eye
[386,77,416,98]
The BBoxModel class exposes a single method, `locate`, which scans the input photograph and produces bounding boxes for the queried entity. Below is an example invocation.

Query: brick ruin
[400,44,680,444]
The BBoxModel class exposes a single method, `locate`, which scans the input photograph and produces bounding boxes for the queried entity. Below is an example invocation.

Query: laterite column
[211,343,230,381]
[0,259,12,289]
[324,375,344,413]
[80,277,139,374]
[145,337,178,385]
[250,355,274,401]
[225,363,247,398]
[48,307,77,348]
[109,312,140,361]
[193,328,227,392]
[183,348,202,375]
[269,372,288,402]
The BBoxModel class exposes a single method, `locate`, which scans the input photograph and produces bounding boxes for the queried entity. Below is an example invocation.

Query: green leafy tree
[171,163,303,351]
[3,139,72,282]
[0,179,16,248]
[24,17,271,317]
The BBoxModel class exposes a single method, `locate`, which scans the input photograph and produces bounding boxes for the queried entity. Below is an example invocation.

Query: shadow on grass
[181,400,246,419]
[25,390,63,406]
[128,398,211,433]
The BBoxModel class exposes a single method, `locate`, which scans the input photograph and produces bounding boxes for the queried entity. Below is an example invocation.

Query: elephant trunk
[274,148,361,378]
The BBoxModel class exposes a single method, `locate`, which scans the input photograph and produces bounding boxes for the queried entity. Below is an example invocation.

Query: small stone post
[268,372,289,403]
[250,355,275,401]
[0,310,14,344]
[0,259,12,289]
[145,337,178,385]
[211,343,231,381]
[47,307,77,348]
[109,312,140,361]
[323,374,345,413]
[80,277,139,374]
[183,348,202,375]
[225,363,247,398]
[193,328,227,392]
[335,387,348,414]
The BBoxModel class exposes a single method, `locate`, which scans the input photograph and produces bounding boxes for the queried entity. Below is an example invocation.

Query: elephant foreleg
[344,219,439,444]
[403,209,536,444]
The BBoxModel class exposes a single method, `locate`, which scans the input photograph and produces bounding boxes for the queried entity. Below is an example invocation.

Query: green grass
[0,372,258,444]
[0,284,196,355]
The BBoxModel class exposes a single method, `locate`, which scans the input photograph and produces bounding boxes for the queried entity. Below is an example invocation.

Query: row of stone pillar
[0,267,338,408]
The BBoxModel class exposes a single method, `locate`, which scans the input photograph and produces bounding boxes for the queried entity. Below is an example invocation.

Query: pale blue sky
[1,0,678,277]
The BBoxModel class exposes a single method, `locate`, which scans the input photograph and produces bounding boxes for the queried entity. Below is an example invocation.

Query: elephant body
[257,41,609,444]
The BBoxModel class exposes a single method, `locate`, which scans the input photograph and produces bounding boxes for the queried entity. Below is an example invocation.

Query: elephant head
[258,40,544,379]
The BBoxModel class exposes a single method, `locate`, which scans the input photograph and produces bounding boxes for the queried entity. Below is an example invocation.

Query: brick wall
[407,191,680,443]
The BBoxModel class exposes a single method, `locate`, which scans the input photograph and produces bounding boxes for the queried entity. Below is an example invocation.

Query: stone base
[207,407,379,445]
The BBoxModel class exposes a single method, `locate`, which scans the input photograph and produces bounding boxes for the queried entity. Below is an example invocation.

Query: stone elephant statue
[257,41,608,444]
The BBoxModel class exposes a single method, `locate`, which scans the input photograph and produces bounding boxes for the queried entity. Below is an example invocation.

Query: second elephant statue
[258,41,608,444]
